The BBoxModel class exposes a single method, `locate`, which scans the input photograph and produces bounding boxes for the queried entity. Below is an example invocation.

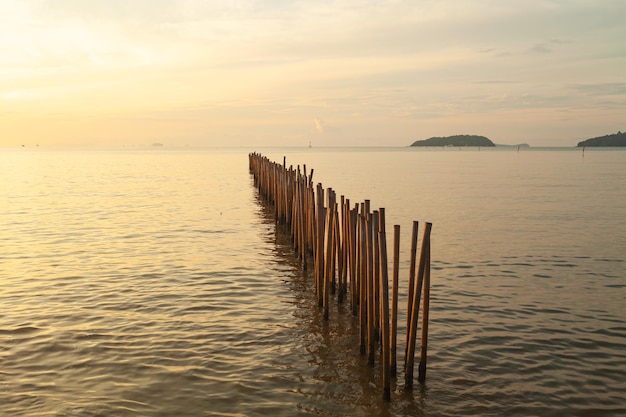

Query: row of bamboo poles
[249,152,432,400]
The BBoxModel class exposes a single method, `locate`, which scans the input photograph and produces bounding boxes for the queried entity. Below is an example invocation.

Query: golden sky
[2,1,625,147]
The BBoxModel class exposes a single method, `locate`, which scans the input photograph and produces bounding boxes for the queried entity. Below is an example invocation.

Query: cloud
[573,83,626,96]
[314,117,324,134]
[530,43,553,54]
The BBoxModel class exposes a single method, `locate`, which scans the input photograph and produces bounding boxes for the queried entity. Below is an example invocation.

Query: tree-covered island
[577,131,626,147]
[410,134,496,147]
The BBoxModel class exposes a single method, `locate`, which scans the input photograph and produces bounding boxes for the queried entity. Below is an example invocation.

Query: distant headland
[410,135,495,147]
[577,131,626,147]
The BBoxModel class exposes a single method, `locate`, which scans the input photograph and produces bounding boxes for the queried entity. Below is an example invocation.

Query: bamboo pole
[292,167,300,243]
[338,195,347,303]
[307,185,314,260]
[359,204,367,355]
[323,201,336,320]
[299,175,307,268]
[315,187,326,306]
[404,221,419,370]
[379,228,391,401]
[418,229,431,383]
[367,210,375,366]
[349,204,359,315]
[391,224,400,377]
[373,210,380,346]
[378,208,386,346]
[309,185,315,256]
[405,222,432,390]
[328,189,337,296]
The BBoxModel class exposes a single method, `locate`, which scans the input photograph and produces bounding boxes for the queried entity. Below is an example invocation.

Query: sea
[1,146,625,417]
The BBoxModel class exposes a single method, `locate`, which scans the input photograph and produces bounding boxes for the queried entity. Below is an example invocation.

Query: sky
[1,0,625,147]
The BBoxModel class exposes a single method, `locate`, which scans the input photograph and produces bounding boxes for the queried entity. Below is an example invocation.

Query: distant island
[410,135,495,147]
[577,131,626,147]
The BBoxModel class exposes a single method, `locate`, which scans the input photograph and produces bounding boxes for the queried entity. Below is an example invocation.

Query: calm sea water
[1,146,625,417]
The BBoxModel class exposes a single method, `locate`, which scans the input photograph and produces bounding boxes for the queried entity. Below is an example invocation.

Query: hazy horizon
[2,1,625,148]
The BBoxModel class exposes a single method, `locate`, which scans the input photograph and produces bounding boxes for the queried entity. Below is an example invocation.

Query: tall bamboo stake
[338,195,347,303]
[379,228,391,401]
[299,175,307,268]
[404,221,419,370]
[373,210,381,346]
[418,231,431,383]
[323,200,336,320]
[350,204,359,315]
[367,210,375,366]
[329,191,338,295]
[405,222,432,390]
[359,204,367,354]
[391,224,400,377]
[316,199,325,306]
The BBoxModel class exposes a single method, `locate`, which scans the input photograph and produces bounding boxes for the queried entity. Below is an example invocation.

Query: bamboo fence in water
[249,152,432,400]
